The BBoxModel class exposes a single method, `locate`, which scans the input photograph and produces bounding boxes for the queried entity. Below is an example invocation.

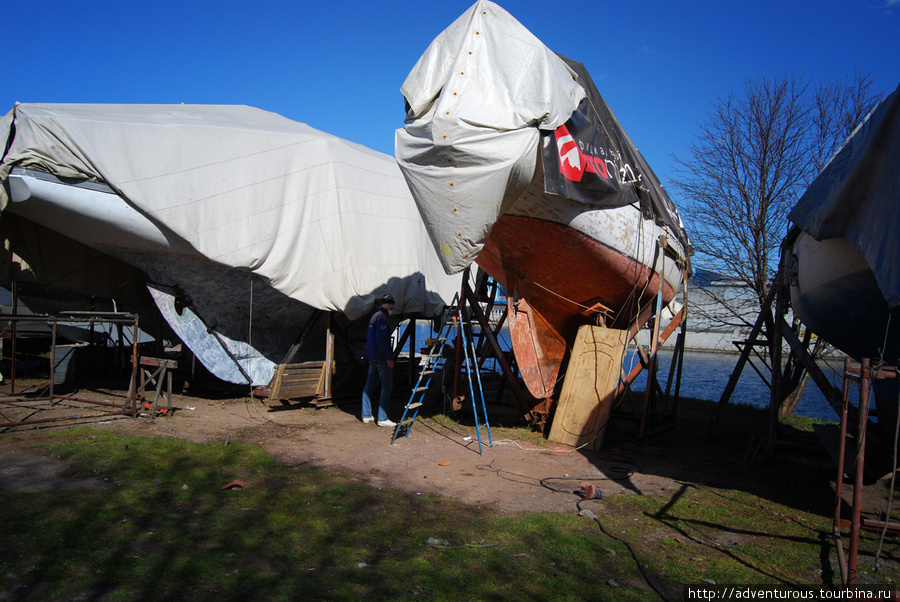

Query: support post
[847,359,870,587]
[833,358,852,583]
[409,318,417,388]
[453,269,468,405]
[49,321,57,400]
[324,312,334,401]
[708,284,777,433]
[10,281,18,395]
[614,307,684,398]
[639,237,666,437]
[463,279,532,420]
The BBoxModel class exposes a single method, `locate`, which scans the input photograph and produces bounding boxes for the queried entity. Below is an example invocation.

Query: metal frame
[709,234,871,454]
[612,262,689,439]
[0,312,141,429]
[832,359,900,587]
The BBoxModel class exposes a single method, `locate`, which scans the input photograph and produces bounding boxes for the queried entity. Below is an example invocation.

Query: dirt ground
[7,375,900,593]
[0,377,853,517]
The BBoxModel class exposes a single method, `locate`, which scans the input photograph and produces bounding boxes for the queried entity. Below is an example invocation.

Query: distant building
[637,268,757,353]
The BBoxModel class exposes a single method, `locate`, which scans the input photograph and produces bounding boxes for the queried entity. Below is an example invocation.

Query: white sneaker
[361,416,374,424]
[377,419,397,428]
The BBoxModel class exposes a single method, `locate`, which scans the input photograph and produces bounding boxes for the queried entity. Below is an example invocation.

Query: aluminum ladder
[392,297,493,453]
[391,297,457,444]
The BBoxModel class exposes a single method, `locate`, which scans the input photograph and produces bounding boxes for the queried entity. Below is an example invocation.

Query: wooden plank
[140,357,178,369]
[548,325,629,450]
[281,373,321,383]
[316,360,332,400]
[285,361,325,369]
[278,385,320,398]
[266,364,288,399]
[259,361,333,402]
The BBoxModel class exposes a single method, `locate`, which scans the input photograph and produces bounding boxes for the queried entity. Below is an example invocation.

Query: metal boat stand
[457,270,533,422]
[832,358,900,588]
[610,258,689,440]
[709,233,875,458]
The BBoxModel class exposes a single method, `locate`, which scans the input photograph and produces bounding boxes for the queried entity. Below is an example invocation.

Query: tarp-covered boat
[0,103,461,386]
[787,82,900,452]
[787,83,900,364]
[396,1,691,443]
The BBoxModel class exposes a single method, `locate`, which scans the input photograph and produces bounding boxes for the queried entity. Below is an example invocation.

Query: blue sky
[2,0,898,200]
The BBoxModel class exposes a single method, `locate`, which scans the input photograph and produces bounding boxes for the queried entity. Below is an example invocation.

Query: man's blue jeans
[361,360,392,422]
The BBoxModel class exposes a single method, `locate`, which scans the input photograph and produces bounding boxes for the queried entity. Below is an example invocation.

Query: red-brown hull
[477,215,677,400]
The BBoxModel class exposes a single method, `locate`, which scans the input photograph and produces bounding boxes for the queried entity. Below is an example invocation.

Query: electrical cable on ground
[474,455,637,493]
[577,498,675,602]
[475,451,669,599]
[244,397,273,422]
[240,386,667,597]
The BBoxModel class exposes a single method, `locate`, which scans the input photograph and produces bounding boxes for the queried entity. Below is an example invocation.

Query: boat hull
[789,231,900,363]
[477,192,683,400]
[0,103,462,387]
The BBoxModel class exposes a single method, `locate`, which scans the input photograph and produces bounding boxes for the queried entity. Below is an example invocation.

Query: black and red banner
[540,57,688,249]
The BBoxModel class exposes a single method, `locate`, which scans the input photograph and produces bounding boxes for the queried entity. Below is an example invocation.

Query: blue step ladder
[391,296,493,453]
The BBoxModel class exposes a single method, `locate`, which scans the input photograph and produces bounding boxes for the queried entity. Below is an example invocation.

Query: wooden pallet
[252,361,332,406]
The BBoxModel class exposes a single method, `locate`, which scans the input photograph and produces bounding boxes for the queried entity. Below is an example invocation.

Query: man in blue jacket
[361,294,397,427]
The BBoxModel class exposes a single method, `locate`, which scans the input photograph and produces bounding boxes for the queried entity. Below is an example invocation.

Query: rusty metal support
[129,317,140,416]
[452,271,469,406]
[0,410,127,429]
[638,239,667,437]
[614,306,685,399]
[847,359,871,586]
[10,281,18,395]
[408,317,416,388]
[779,318,852,424]
[0,395,132,409]
[833,358,852,583]
[49,320,57,400]
[832,359,900,588]
[478,307,507,369]
[391,317,420,389]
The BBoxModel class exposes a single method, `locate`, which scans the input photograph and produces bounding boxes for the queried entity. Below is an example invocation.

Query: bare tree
[672,70,883,331]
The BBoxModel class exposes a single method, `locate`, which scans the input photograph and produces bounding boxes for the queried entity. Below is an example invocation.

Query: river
[399,323,848,423]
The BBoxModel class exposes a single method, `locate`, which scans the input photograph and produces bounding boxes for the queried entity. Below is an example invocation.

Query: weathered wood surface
[548,325,628,450]
[252,361,331,403]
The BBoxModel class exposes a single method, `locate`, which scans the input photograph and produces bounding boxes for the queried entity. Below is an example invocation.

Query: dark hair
[381,294,396,305]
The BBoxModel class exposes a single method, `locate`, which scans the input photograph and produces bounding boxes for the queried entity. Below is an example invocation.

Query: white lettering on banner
[619,162,639,185]
[557,133,581,170]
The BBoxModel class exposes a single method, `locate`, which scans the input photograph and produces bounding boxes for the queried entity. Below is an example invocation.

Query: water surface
[400,323,848,423]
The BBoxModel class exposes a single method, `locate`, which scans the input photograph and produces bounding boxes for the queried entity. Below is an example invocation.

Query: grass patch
[2,429,633,600]
[2,402,899,600]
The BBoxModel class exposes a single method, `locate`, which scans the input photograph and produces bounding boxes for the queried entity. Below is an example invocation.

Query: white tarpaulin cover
[396,0,586,274]
[0,103,460,384]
